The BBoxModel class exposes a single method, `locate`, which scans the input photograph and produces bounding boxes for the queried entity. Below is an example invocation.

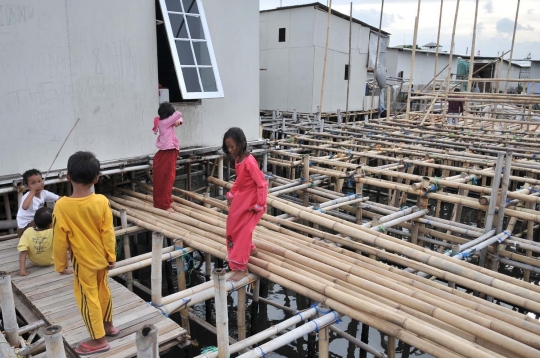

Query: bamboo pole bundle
[107,189,540,352]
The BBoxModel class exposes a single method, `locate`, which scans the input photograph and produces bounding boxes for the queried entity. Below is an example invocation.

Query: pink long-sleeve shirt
[153,111,183,151]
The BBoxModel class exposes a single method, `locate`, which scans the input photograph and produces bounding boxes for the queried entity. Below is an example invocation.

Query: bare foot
[166,208,175,213]
[250,248,259,256]
[61,268,74,275]
[228,269,249,282]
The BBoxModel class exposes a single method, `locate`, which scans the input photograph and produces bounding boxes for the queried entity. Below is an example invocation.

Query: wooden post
[355,168,363,224]
[405,0,421,121]
[345,2,353,122]
[466,0,479,95]
[524,200,534,282]
[442,0,461,121]
[386,85,391,120]
[213,268,230,358]
[317,304,330,358]
[136,324,158,358]
[151,232,164,306]
[43,325,66,358]
[503,0,520,95]
[237,286,247,342]
[432,0,444,91]
[3,193,13,235]
[174,240,190,334]
[319,0,333,113]
[187,163,192,192]
[218,158,224,196]
[0,272,19,347]
[120,209,133,292]
[369,0,385,119]
[387,335,396,358]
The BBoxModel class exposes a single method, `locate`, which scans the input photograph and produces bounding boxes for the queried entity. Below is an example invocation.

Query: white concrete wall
[0,0,157,176]
[260,6,370,113]
[0,0,259,176]
[387,48,459,89]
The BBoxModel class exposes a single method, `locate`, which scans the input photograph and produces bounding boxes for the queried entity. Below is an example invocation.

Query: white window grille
[159,0,224,99]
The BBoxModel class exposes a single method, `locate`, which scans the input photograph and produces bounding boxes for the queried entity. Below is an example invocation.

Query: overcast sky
[259,0,538,59]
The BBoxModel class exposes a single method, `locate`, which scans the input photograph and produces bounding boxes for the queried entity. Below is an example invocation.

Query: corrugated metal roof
[260,2,390,35]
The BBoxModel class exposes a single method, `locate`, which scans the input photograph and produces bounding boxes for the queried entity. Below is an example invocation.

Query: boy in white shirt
[16,169,59,237]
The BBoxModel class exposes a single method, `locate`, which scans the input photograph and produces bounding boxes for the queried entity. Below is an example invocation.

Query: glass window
[187,16,205,40]
[168,13,188,39]
[192,41,211,66]
[159,0,223,99]
[199,68,217,92]
[182,0,199,14]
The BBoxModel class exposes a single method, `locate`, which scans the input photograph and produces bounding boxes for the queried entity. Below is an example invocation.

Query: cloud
[476,22,484,35]
[496,18,534,34]
[484,0,494,13]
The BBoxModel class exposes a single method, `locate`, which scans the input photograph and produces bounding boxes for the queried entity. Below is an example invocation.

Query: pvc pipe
[136,324,158,358]
[458,230,497,251]
[43,325,66,358]
[237,311,343,358]
[0,272,19,346]
[151,232,164,306]
[213,268,229,358]
[120,209,133,291]
[17,336,44,356]
[371,210,428,232]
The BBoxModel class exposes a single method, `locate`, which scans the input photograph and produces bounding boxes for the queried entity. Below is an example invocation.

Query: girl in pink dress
[222,128,267,282]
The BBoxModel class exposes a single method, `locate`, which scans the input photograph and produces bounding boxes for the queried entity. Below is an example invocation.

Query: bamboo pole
[466,0,480,98]
[136,324,158,358]
[213,268,230,358]
[175,239,190,334]
[237,286,247,342]
[151,232,164,306]
[369,0,385,119]
[0,272,19,347]
[319,0,333,113]
[431,0,444,91]
[345,2,353,122]
[503,0,520,95]
[43,325,66,358]
[405,6,420,122]
[120,209,133,291]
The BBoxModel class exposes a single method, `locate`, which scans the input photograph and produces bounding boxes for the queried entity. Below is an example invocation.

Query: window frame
[159,0,224,99]
[344,64,349,80]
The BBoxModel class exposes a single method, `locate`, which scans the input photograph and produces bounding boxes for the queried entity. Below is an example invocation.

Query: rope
[257,346,267,358]
[378,224,386,232]
[313,321,320,332]
[229,281,236,292]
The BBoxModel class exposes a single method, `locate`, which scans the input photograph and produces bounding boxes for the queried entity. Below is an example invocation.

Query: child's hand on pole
[227,197,233,207]
[107,262,116,270]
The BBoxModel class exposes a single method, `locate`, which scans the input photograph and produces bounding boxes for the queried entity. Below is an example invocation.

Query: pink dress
[226,154,267,271]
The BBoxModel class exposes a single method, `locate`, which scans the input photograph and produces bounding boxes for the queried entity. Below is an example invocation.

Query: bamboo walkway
[0,239,186,357]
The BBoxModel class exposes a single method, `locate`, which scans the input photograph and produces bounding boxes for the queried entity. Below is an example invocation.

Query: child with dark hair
[17,207,72,276]
[53,151,118,355]
[447,88,464,126]
[151,102,183,212]
[16,169,59,237]
[222,127,267,282]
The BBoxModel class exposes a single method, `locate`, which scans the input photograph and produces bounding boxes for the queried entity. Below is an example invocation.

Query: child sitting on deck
[17,207,73,276]
[16,169,59,237]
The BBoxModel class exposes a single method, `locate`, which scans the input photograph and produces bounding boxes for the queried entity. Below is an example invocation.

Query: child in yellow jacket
[53,151,118,355]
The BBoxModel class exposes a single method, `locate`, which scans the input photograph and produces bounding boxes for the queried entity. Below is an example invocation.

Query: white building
[528,60,540,94]
[386,47,461,90]
[0,0,259,176]
[260,2,390,113]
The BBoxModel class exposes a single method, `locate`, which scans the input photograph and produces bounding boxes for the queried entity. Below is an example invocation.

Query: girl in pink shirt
[223,127,267,282]
[152,102,183,211]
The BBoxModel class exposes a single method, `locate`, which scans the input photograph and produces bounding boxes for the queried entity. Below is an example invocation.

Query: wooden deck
[0,239,187,357]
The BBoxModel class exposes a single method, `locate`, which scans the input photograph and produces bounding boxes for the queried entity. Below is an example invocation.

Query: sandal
[106,327,120,337]
[74,342,110,355]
